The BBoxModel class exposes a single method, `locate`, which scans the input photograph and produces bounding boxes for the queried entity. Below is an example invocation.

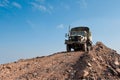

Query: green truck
[65,26,92,52]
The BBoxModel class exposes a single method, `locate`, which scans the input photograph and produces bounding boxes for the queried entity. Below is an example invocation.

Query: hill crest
[0,42,120,80]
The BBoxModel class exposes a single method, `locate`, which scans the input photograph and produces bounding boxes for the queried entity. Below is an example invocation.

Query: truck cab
[65,26,92,52]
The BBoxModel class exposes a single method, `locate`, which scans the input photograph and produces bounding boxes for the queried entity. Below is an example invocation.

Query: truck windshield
[71,31,86,36]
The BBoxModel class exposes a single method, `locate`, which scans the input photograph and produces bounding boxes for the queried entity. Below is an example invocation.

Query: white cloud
[60,2,70,10]
[31,2,47,11]
[77,0,87,9]
[26,20,35,29]
[30,1,53,14]
[0,0,22,9]
[0,0,9,7]
[48,5,53,10]
[12,2,22,9]
[57,24,65,29]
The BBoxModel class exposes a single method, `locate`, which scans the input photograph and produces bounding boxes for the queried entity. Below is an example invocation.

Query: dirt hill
[0,42,120,80]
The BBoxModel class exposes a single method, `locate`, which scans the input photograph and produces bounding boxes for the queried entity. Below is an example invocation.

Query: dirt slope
[0,42,120,80]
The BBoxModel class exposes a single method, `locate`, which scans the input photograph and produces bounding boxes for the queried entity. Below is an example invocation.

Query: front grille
[71,36,79,41]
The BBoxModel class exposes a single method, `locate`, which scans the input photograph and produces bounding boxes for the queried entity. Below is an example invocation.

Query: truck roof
[71,27,89,32]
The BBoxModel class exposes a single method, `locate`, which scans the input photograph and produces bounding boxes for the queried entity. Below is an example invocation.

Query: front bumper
[65,40,85,44]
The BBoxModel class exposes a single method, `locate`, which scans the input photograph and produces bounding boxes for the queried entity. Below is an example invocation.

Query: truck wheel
[87,42,92,51]
[67,45,71,52]
[83,43,87,52]
[87,46,91,52]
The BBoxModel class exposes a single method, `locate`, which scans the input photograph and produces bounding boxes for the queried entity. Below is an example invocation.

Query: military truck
[65,26,92,52]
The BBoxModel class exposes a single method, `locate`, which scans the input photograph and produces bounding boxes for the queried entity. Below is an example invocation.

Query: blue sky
[0,0,120,64]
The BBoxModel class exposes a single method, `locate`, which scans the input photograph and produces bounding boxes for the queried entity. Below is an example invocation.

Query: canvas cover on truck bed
[71,27,89,33]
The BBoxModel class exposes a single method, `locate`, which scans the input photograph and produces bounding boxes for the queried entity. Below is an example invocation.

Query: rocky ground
[0,42,120,80]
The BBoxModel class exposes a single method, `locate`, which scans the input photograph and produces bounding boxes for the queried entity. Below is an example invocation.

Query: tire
[83,43,87,52]
[87,41,92,52]
[87,46,91,52]
[67,45,71,52]
[87,42,92,52]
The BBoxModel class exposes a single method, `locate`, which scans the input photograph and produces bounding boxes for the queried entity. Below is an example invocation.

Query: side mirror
[65,33,68,38]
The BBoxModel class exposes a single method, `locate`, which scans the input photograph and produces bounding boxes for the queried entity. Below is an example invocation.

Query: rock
[114,58,119,66]
[83,70,89,77]
[107,65,118,75]
[33,72,38,77]
[87,63,92,67]
[116,68,120,74]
